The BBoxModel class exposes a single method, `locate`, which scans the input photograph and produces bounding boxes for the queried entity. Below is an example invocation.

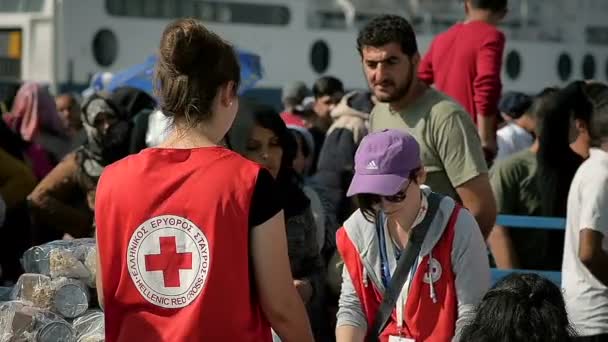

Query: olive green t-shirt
[489,149,548,270]
[370,88,487,202]
[489,149,541,217]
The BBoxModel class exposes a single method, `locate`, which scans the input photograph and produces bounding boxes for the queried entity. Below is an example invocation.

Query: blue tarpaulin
[106,49,263,96]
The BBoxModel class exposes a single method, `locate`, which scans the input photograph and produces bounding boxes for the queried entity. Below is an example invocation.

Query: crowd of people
[1,0,608,341]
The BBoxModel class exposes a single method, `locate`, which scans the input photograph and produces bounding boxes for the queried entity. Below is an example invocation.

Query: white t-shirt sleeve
[145,110,172,147]
[578,172,608,235]
[495,129,514,161]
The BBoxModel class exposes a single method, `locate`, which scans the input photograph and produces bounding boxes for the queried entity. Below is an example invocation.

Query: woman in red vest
[335,129,490,342]
[94,18,313,342]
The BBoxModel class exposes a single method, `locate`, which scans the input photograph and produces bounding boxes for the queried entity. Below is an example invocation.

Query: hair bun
[159,18,220,75]
[155,18,241,124]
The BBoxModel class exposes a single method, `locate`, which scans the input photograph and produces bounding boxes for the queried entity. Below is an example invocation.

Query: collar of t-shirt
[589,147,608,162]
[503,122,533,141]
[387,88,434,116]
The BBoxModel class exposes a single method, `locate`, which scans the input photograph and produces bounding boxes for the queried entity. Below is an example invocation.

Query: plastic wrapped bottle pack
[3,238,104,341]
[0,301,75,342]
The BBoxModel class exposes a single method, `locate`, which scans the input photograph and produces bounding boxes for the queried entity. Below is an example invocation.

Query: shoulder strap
[368,192,442,341]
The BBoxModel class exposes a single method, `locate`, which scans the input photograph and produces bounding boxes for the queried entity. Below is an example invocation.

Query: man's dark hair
[498,92,532,119]
[469,0,508,12]
[460,273,577,342]
[529,87,559,137]
[312,76,344,99]
[357,15,418,57]
[584,82,608,148]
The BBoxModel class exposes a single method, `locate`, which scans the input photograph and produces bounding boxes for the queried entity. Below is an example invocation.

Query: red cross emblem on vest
[144,236,193,288]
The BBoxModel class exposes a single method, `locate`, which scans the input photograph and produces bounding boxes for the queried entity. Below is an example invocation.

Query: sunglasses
[382,181,412,203]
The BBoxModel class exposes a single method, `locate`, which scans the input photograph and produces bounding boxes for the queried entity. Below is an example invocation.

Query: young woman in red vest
[335,129,490,342]
[94,19,313,342]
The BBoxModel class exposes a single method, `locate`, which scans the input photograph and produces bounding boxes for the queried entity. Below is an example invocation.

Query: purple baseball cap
[347,129,421,197]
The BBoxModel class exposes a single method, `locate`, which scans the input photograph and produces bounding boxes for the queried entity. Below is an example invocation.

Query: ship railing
[490,214,565,286]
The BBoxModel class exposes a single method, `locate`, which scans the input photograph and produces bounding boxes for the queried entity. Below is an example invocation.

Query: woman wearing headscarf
[1,83,60,179]
[227,104,328,341]
[28,91,133,241]
[104,86,161,153]
[281,115,327,253]
[110,86,156,124]
[3,82,76,167]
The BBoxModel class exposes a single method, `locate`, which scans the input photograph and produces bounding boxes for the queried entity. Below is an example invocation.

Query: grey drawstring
[428,250,437,304]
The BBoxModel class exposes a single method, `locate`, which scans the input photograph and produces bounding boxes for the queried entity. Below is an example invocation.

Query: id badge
[388,336,415,342]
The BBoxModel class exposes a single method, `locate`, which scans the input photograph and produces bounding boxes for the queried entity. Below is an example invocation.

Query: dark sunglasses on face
[382,181,412,203]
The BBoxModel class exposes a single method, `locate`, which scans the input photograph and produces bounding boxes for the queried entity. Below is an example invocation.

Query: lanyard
[377,213,418,332]
[378,213,418,288]
[378,191,428,287]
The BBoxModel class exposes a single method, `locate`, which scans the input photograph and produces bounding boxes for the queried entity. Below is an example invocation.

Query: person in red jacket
[335,129,489,342]
[94,18,313,342]
[418,0,507,160]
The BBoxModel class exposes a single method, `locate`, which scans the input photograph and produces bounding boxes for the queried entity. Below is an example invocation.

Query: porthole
[582,54,596,79]
[505,50,521,80]
[310,40,330,74]
[557,53,572,82]
[92,29,118,67]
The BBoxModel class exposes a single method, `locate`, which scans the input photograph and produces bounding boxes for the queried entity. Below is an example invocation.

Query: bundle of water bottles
[0,238,105,341]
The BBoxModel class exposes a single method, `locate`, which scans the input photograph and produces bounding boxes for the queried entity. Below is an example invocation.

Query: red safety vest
[96,147,272,342]
[337,205,461,342]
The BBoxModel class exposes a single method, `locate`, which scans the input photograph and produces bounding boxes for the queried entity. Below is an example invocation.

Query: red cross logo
[145,236,193,288]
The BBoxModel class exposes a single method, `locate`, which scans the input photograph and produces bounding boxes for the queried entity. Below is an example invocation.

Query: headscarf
[109,86,156,120]
[281,114,316,176]
[76,92,132,183]
[82,97,119,158]
[3,82,65,141]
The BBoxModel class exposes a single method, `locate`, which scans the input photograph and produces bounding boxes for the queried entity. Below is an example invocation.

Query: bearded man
[359,15,496,239]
